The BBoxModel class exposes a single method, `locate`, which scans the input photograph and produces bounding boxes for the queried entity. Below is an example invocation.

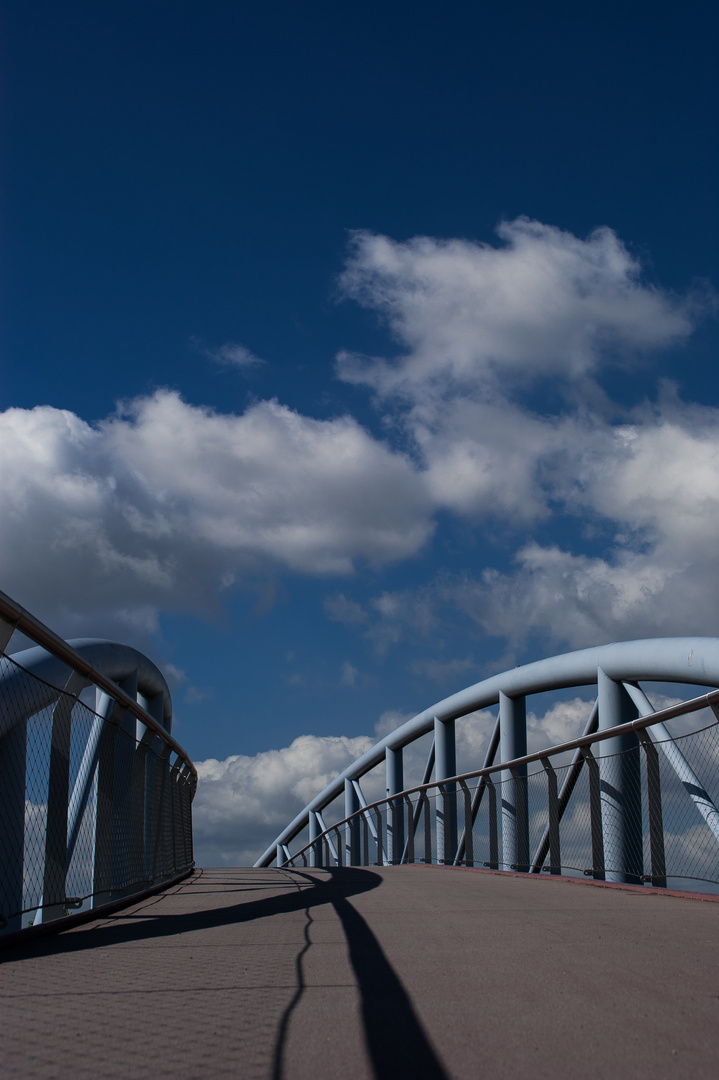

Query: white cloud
[414,397,564,520]
[335,219,707,536]
[445,396,719,649]
[192,691,715,869]
[527,697,594,752]
[373,708,415,740]
[192,733,374,865]
[203,341,266,369]
[0,390,433,635]
[191,710,499,867]
[2,219,715,666]
[337,218,694,400]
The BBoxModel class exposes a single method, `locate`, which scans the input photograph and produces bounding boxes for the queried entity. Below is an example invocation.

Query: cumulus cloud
[337,217,694,399]
[2,218,715,662]
[0,390,433,635]
[335,218,708,537]
[444,397,719,648]
[331,220,718,652]
[192,706,502,865]
[192,697,598,867]
[192,733,374,865]
[527,697,595,752]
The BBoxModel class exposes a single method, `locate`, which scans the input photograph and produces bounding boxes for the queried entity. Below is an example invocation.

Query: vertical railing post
[362,811,370,866]
[344,778,360,866]
[170,759,184,872]
[403,794,415,864]
[638,730,667,888]
[500,693,528,871]
[582,745,604,879]
[129,727,155,890]
[43,673,87,921]
[0,620,23,932]
[386,746,404,864]
[458,780,473,866]
[597,669,643,884]
[455,715,500,866]
[374,806,384,866]
[93,691,121,906]
[309,810,322,867]
[138,691,164,881]
[0,714,27,933]
[434,717,457,862]
[181,766,194,870]
[541,758,561,874]
[110,670,139,896]
[422,792,432,863]
[150,743,172,881]
[66,711,105,875]
[486,776,499,869]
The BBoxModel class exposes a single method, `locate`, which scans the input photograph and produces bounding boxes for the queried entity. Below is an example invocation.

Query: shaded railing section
[0,591,196,935]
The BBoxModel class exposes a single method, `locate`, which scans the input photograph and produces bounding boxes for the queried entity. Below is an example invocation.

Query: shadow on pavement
[3,866,449,1079]
[272,869,448,1080]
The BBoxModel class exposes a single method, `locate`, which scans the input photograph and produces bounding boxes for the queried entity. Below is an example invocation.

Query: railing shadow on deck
[0,866,450,1080]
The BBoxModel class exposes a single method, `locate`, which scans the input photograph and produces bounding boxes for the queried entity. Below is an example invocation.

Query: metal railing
[278,689,719,888]
[0,590,196,936]
[258,637,719,892]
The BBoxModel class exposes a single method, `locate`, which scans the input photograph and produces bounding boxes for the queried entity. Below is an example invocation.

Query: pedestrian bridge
[1,589,719,1078]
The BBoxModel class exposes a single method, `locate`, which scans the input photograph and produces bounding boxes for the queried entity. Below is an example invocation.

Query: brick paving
[2,865,719,1079]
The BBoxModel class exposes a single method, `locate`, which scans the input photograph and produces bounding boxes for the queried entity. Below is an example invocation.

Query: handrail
[282,688,719,867]
[256,636,719,866]
[0,588,196,782]
[0,589,197,936]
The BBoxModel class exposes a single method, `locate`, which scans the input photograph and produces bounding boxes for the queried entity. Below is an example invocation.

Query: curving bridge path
[2,865,719,1079]
[3,594,719,1077]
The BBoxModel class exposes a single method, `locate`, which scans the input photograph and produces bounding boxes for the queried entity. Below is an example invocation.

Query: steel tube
[597,669,642,884]
[500,693,527,872]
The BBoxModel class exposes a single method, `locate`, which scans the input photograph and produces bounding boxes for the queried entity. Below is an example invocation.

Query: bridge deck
[2,866,718,1079]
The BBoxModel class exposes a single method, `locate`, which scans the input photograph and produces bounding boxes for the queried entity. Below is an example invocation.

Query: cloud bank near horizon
[192,695,607,866]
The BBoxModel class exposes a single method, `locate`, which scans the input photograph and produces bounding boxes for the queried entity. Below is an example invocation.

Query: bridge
[1,590,719,1078]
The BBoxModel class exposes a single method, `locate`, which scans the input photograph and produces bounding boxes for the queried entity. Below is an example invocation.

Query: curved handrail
[281,685,719,868]
[257,637,719,866]
[0,589,196,935]
[0,588,195,781]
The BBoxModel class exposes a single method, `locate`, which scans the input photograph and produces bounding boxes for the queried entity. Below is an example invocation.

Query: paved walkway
[2,866,719,1079]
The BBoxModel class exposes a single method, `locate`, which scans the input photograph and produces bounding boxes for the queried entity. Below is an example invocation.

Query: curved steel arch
[0,590,195,937]
[256,637,719,867]
[1,639,173,736]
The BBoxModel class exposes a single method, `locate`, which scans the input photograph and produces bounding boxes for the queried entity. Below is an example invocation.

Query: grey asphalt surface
[2,865,718,1079]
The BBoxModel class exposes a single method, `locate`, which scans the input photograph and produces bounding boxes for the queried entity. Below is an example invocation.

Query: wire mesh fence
[284,714,719,893]
[1,653,194,934]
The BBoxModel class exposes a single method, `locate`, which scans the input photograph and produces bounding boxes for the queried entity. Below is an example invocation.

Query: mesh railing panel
[0,655,194,932]
[286,716,719,893]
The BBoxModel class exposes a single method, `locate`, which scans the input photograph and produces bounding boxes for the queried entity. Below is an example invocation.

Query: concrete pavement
[2,865,718,1079]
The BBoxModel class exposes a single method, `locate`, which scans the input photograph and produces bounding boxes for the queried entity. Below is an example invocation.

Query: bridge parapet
[258,639,719,892]
[0,590,196,938]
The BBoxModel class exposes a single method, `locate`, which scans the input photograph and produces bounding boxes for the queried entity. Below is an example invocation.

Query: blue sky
[2,2,718,863]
